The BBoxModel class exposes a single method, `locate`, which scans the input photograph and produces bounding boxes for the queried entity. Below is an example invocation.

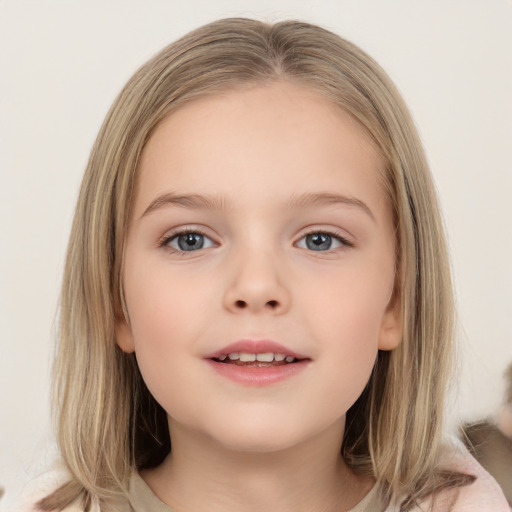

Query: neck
[141,418,374,512]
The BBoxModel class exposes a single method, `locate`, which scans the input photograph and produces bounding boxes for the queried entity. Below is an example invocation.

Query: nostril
[235,300,247,308]
[267,300,278,308]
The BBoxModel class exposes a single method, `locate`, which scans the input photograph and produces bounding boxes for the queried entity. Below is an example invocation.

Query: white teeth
[256,353,274,362]
[219,352,298,363]
[239,353,256,362]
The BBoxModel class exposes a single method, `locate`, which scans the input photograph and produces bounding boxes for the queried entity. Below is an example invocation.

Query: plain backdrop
[1,0,511,508]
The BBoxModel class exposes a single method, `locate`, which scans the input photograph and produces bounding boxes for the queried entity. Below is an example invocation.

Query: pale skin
[116,81,403,512]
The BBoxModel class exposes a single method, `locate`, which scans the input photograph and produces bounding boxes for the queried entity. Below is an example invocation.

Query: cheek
[305,257,392,341]
[123,265,212,406]
[126,261,211,344]
[300,261,392,405]
[314,314,379,419]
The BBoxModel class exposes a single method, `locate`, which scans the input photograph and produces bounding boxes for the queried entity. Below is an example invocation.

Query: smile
[213,352,298,366]
[205,340,310,386]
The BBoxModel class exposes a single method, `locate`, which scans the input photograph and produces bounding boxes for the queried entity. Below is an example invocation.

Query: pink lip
[206,359,310,386]
[203,339,308,360]
[204,339,310,387]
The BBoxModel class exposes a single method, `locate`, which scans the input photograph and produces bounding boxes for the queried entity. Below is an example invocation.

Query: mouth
[211,352,302,367]
[204,340,310,386]
[205,339,308,365]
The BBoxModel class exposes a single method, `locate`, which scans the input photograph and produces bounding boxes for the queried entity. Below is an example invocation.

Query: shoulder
[10,463,100,512]
[446,445,510,512]
[417,441,510,512]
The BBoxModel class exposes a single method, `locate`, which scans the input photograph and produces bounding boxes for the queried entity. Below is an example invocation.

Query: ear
[115,316,136,353]
[378,290,403,351]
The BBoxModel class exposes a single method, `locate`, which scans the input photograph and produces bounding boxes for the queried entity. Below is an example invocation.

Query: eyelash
[157,227,354,254]
[157,227,212,255]
[302,229,354,250]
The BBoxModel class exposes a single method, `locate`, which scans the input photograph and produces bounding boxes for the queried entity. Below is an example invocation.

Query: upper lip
[204,339,309,360]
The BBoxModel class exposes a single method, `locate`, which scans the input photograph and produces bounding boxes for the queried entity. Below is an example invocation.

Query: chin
[216,431,303,454]
[203,411,322,454]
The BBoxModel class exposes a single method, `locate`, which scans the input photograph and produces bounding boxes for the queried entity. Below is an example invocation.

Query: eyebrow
[141,193,232,218]
[288,192,375,222]
[141,191,375,222]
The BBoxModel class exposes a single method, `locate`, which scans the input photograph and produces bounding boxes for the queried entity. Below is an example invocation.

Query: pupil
[178,233,204,251]
[306,233,331,251]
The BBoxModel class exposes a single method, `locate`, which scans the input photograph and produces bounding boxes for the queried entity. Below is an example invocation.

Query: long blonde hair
[40,18,472,511]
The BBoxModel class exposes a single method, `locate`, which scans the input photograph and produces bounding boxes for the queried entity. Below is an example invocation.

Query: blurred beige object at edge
[461,363,512,505]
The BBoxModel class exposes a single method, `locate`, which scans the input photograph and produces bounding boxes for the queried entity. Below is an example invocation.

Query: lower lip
[205,359,310,386]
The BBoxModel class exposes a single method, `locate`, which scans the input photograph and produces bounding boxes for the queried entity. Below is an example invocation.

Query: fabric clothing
[12,445,510,512]
[127,472,381,512]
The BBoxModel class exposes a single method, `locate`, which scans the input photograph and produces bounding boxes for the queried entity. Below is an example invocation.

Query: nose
[222,249,291,315]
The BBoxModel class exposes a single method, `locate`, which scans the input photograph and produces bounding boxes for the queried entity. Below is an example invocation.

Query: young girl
[20,17,508,512]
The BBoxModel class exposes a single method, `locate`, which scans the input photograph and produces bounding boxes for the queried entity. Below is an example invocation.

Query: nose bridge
[223,237,290,314]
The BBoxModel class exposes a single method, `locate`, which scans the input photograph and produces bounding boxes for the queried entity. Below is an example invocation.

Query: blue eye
[164,231,215,252]
[296,232,348,251]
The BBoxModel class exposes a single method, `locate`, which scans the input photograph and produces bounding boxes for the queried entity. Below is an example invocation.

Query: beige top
[127,472,382,511]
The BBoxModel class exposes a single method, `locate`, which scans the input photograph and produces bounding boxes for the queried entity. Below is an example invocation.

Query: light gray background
[1,1,511,508]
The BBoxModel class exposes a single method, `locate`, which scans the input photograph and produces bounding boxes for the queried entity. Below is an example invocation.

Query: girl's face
[117,81,402,453]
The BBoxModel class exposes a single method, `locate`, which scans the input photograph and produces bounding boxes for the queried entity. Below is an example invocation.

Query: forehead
[133,81,388,219]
